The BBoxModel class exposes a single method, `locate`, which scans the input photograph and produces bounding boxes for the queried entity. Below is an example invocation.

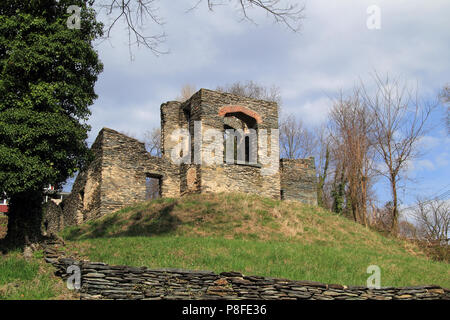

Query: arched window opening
[222,111,258,165]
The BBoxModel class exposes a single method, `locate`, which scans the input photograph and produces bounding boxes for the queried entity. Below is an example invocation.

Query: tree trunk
[391,180,399,234]
[317,146,329,208]
[361,176,367,227]
[4,191,44,247]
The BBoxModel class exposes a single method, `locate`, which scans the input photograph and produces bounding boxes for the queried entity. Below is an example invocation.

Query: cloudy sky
[77,0,450,208]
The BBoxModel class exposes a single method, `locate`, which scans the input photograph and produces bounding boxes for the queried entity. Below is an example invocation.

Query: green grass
[68,236,449,288]
[0,250,74,300]
[62,192,450,288]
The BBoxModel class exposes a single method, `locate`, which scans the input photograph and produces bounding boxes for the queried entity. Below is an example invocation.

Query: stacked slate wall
[43,245,450,301]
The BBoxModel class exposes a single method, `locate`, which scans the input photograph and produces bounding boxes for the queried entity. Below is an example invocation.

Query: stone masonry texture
[50,89,317,231]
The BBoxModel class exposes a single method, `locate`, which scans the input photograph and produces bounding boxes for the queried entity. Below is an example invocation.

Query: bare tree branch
[143,127,161,156]
[361,72,438,233]
[216,80,281,105]
[176,84,197,102]
[97,0,167,56]
[96,0,305,55]
[279,114,316,159]
[413,197,449,243]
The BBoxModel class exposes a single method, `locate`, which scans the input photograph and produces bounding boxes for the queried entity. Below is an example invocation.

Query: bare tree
[143,127,161,156]
[176,84,197,102]
[279,114,316,159]
[374,202,393,231]
[362,73,438,234]
[413,198,449,243]
[216,80,281,105]
[314,124,331,208]
[97,0,305,54]
[398,219,418,239]
[328,89,376,225]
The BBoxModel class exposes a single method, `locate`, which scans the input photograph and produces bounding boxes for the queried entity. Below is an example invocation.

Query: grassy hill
[62,193,450,288]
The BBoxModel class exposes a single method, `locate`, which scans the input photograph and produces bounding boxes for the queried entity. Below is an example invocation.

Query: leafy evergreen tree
[0,0,103,245]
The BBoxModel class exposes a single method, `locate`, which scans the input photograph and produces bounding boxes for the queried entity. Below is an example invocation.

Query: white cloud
[417,135,441,151]
[436,152,449,168]
[57,0,450,195]
[284,96,333,125]
[416,159,435,171]
[86,0,450,159]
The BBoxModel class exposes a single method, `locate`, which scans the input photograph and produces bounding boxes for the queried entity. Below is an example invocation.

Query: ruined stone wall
[152,155,180,198]
[59,131,104,227]
[57,128,179,229]
[193,89,281,199]
[179,92,203,195]
[42,201,63,235]
[44,245,450,300]
[160,101,182,160]
[180,164,201,195]
[100,128,149,216]
[200,164,280,199]
[100,128,179,215]
[54,88,319,228]
[280,158,317,205]
[159,90,282,199]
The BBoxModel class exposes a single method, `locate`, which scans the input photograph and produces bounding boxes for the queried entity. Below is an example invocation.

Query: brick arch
[218,105,262,124]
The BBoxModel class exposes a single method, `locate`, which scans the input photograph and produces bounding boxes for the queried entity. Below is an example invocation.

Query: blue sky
[68,0,450,209]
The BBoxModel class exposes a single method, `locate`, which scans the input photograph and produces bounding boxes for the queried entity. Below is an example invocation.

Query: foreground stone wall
[44,245,449,301]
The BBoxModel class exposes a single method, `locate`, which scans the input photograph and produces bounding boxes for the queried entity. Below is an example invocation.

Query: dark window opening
[223,112,258,165]
[245,136,250,163]
[183,108,190,124]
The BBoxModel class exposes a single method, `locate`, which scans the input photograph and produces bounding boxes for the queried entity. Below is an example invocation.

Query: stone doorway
[145,174,162,200]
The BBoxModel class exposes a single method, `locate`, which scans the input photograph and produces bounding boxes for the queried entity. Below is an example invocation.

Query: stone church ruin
[49,89,317,229]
